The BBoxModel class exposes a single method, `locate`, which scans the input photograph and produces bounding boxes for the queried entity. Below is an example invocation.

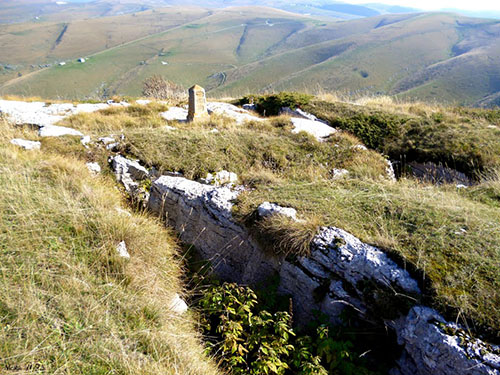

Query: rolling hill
[1,6,499,106]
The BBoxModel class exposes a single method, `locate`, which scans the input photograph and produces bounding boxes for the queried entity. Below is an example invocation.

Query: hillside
[0,113,219,373]
[1,7,499,106]
[1,93,500,374]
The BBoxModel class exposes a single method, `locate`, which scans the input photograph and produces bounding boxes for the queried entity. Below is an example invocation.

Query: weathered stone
[111,155,148,195]
[39,125,83,137]
[10,138,41,150]
[187,85,208,122]
[207,102,262,124]
[147,176,279,283]
[110,167,498,375]
[332,168,349,179]
[257,202,297,220]
[116,241,130,259]
[290,117,337,140]
[203,170,239,186]
[86,162,101,175]
[169,293,188,314]
[391,306,500,375]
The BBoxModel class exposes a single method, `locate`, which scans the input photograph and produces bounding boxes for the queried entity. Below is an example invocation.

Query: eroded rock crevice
[112,154,500,375]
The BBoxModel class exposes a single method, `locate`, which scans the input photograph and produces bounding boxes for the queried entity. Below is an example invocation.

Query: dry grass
[0,119,219,374]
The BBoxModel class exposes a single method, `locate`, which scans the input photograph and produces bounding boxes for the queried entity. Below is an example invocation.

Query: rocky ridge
[112,154,500,375]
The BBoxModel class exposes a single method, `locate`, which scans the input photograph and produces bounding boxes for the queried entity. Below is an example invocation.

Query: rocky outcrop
[392,307,500,375]
[147,175,279,283]
[111,155,500,375]
[110,155,148,195]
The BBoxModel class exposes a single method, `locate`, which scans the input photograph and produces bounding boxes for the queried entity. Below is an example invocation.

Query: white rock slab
[258,202,297,220]
[291,117,337,140]
[207,102,262,124]
[39,125,83,137]
[10,138,41,150]
[160,107,188,121]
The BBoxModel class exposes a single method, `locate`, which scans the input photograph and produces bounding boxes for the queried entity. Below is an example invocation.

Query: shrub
[239,92,313,116]
[198,283,379,375]
[142,75,185,102]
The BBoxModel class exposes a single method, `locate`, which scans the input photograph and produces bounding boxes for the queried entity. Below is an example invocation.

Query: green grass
[305,99,500,179]
[0,118,219,374]
[61,98,500,342]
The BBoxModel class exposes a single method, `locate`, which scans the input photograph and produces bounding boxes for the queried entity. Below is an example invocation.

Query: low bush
[198,282,382,375]
[239,92,313,116]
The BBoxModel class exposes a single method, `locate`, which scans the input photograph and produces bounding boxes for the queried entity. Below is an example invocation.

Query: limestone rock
[160,107,188,122]
[80,135,91,146]
[332,168,349,179]
[39,125,83,137]
[10,138,41,150]
[111,155,148,194]
[98,136,115,145]
[0,99,110,129]
[257,202,298,221]
[290,117,337,140]
[169,293,188,314]
[351,144,368,151]
[207,102,262,124]
[148,175,279,283]
[116,241,130,259]
[86,162,101,175]
[203,170,238,186]
[280,107,329,125]
[392,306,500,375]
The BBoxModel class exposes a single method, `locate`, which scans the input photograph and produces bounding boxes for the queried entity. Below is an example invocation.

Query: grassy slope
[57,99,500,340]
[0,7,210,86]
[0,118,219,374]
[1,9,499,105]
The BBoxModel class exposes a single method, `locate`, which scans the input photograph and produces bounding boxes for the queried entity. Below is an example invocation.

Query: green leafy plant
[198,283,379,375]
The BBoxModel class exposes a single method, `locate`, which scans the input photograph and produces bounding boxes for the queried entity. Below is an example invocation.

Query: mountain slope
[1,8,499,106]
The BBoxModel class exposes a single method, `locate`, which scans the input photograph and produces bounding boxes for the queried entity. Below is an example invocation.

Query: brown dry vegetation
[0,118,219,374]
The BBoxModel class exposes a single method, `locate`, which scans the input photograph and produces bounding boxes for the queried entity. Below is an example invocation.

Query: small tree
[142,75,185,102]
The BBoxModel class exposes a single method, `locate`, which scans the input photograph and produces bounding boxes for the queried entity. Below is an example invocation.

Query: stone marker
[187,84,208,122]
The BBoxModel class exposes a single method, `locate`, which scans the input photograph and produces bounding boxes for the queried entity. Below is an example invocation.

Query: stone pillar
[187,84,208,122]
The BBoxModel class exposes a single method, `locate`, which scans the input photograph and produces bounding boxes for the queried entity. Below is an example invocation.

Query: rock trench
[112,155,499,375]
